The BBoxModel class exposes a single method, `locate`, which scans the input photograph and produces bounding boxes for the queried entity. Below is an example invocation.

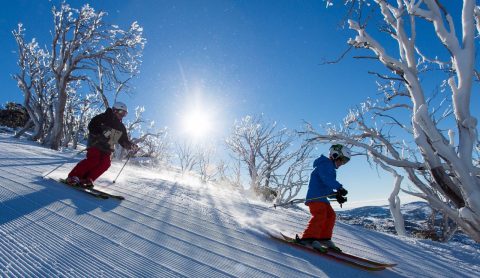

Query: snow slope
[0,133,479,277]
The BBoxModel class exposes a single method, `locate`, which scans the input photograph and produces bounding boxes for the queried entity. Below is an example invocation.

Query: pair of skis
[270,233,396,271]
[55,178,125,200]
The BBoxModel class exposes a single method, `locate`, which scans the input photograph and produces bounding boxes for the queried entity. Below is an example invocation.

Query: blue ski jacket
[305,155,344,205]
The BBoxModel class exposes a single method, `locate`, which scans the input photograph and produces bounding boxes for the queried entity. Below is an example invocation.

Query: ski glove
[128,143,139,155]
[336,192,347,204]
[337,187,348,196]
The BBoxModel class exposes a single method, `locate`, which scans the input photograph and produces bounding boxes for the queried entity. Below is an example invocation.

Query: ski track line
[0,205,122,277]
[0,169,284,275]
[0,233,36,277]
[99,181,252,234]
[41,210,195,278]
[2,165,244,241]
[0,224,62,278]
[102,181,246,232]
[0,159,382,276]
[0,166,446,276]
[331,232,393,261]
[0,187,162,276]
[3,156,303,236]
[3,139,450,278]
[97,186,334,277]
[3,136,480,277]
[1,160,381,277]
[94,199,323,277]
[94,182,352,275]
[7,175,322,278]
[7,166,246,242]
[81,176,394,276]
[106,177,304,238]
[0,176,226,278]
[0,177,197,277]
[101,182,327,261]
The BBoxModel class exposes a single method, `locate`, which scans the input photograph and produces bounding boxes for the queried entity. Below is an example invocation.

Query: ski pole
[42,148,86,178]
[271,193,337,209]
[112,152,132,184]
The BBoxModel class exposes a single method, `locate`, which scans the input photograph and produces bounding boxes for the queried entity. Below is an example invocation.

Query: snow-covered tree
[12,24,54,141]
[309,0,480,242]
[138,129,172,165]
[272,143,313,205]
[175,140,199,174]
[197,145,217,183]
[225,115,280,195]
[226,115,308,201]
[118,106,165,160]
[48,3,146,149]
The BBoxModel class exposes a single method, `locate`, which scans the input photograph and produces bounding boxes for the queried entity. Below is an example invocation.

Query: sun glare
[182,109,213,139]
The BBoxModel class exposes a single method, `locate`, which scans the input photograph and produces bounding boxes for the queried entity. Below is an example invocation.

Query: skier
[298,144,350,252]
[66,102,138,188]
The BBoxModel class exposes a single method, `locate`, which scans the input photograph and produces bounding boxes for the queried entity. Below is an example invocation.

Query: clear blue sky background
[3,0,473,208]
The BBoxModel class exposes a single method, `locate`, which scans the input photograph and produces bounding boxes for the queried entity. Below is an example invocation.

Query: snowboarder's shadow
[0,177,120,226]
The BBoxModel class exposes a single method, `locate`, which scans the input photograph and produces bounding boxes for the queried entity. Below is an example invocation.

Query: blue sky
[3,0,471,207]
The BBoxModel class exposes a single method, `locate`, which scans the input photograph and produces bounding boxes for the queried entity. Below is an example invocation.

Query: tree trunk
[14,119,34,139]
[389,174,407,237]
[49,80,67,150]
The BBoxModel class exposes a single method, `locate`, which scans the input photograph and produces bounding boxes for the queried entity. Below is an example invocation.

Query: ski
[51,178,124,200]
[280,233,396,267]
[87,187,125,200]
[269,232,388,271]
[327,248,397,268]
[281,233,396,268]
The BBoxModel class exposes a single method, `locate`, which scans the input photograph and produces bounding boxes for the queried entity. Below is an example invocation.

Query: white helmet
[329,144,351,162]
[112,101,128,113]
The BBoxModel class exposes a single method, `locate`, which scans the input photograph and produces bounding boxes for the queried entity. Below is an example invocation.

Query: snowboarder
[66,102,138,188]
[298,144,350,251]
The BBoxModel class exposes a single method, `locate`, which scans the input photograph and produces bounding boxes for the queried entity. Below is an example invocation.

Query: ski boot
[295,234,313,245]
[79,178,94,189]
[65,176,81,186]
[311,241,328,253]
[295,235,327,253]
[317,239,342,252]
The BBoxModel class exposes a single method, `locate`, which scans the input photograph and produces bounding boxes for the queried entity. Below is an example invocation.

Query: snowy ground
[0,133,479,277]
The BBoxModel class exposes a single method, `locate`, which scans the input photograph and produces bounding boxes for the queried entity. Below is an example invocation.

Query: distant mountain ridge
[337,201,478,247]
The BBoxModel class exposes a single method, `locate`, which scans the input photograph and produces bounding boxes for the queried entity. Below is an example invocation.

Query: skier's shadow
[0,177,120,226]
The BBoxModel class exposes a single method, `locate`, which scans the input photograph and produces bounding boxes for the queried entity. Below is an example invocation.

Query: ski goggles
[114,109,128,117]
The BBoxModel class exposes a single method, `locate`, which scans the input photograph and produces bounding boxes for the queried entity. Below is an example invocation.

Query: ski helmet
[329,144,351,162]
[112,101,128,113]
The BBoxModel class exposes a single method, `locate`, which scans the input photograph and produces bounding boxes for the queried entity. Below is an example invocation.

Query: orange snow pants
[301,201,336,240]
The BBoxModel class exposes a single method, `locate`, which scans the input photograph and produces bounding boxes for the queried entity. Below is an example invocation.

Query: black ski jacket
[87,108,133,153]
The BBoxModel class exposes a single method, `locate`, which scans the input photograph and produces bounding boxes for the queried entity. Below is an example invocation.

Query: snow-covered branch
[323,0,480,242]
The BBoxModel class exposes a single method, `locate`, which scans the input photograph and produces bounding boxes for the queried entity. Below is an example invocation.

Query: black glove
[337,187,348,196]
[336,192,347,204]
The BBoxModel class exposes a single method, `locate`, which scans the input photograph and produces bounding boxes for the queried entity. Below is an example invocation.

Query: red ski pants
[68,147,111,182]
[301,202,336,240]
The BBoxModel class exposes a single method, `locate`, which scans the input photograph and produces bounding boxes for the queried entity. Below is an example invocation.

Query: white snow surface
[0,133,479,277]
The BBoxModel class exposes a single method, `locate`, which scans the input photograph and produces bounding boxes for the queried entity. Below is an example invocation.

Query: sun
[181,108,213,139]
